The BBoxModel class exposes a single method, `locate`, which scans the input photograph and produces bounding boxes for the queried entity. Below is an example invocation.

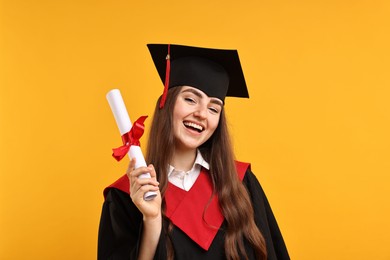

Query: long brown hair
[146,87,267,259]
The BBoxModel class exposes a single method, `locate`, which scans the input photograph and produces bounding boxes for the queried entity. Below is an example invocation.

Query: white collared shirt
[168,150,209,191]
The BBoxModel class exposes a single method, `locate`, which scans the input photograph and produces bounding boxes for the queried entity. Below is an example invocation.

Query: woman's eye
[184,97,196,103]
[209,107,219,114]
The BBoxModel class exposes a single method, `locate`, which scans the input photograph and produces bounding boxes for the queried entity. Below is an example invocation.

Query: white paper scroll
[106,89,157,201]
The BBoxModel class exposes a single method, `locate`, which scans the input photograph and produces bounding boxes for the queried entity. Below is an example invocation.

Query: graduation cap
[147,44,249,108]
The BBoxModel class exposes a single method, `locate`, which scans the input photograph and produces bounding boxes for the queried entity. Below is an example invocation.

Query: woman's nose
[193,105,207,119]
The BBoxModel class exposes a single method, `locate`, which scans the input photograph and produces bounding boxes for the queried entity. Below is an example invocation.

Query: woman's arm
[127,159,162,260]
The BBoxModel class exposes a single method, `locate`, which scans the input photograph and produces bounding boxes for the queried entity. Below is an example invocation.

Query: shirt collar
[168,150,209,176]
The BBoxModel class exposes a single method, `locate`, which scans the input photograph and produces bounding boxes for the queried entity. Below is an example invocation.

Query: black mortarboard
[147,44,249,108]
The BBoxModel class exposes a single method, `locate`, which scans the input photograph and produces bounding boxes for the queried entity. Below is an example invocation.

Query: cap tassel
[159,44,171,108]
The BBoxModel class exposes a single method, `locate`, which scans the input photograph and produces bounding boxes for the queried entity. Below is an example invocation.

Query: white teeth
[184,122,203,131]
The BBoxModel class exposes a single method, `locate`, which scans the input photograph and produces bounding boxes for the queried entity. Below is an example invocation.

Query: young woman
[98,44,289,260]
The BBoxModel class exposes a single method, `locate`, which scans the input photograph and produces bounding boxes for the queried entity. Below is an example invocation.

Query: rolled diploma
[106,89,157,201]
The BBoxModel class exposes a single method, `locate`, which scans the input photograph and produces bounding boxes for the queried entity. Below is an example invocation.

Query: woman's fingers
[132,176,159,191]
[148,164,157,178]
[129,167,158,185]
[126,158,136,180]
[126,158,159,198]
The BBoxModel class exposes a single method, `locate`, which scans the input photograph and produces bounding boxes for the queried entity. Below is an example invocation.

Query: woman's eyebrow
[181,88,223,107]
[210,99,223,107]
[181,88,203,98]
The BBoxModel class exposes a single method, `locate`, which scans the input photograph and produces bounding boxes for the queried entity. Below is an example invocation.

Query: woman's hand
[126,158,162,221]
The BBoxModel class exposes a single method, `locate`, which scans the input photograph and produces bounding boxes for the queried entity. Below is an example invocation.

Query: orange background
[1,1,390,259]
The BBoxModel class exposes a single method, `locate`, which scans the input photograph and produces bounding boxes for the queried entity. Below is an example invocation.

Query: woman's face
[172,86,222,152]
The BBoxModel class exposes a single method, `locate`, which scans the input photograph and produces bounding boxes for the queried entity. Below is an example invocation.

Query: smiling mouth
[183,121,204,133]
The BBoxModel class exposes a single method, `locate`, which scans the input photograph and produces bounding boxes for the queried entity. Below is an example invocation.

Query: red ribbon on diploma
[112,115,148,161]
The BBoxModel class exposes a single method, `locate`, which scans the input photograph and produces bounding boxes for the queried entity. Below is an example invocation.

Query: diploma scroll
[106,89,157,201]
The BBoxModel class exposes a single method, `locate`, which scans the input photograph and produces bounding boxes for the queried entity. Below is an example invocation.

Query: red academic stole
[103,161,250,251]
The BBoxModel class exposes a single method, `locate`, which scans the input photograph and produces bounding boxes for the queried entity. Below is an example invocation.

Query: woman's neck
[171,148,197,172]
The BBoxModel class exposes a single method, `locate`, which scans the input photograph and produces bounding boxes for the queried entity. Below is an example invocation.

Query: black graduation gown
[98,165,289,260]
